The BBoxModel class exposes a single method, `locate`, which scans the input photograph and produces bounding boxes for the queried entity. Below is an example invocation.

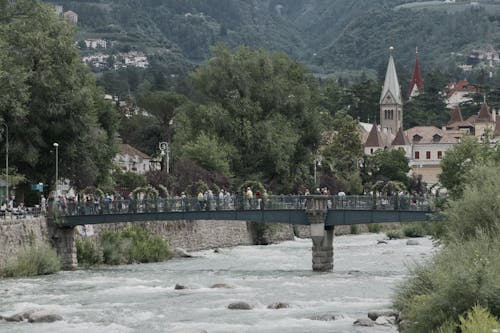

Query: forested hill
[47,0,500,74]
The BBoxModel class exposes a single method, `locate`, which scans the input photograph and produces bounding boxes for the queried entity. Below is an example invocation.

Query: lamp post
[1,123,7,202]
[159,141,170,173]
[53,142,59,194]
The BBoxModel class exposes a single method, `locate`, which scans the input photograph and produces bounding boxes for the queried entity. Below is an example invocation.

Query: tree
[322,111,363,183]
[438,136,495,198]
[362,149,410,189]
[0,0,119,190]
[178,45,325,192]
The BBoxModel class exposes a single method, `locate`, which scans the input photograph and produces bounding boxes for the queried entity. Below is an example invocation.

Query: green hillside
[46,0,500,79]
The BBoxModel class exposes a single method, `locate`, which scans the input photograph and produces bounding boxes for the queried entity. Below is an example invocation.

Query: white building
[114,144,153,174]
[84,39,107,49]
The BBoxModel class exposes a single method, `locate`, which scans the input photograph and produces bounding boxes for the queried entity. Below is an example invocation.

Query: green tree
[179,45,325,192]
[0,0,119,189]
[363,149,410,187]
[322,111,363,182]
[438,136,495,198]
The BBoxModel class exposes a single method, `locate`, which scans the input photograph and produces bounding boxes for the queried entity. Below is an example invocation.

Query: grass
[0,244,60,278]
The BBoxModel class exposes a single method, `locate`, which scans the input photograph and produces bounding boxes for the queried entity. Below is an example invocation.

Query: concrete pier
[307,198,334,272]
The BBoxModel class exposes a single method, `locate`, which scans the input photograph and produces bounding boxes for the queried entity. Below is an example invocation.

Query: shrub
[101,227,172,265]
[350,224,359,234]
[459,305,500,333]
[393,236,500,333]
[76,239,102,267]
[386,229,402,239]
[367,223,381,233]
[1,244,60,278]
[402,222,426,238]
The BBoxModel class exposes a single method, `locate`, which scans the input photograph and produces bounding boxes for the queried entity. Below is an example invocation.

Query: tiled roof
[447,79,478,97]
[365,122,383,147]
[405,126,459,144]
[392,127,410,146]
[118,144,151,159]
[477,102,492,122]
[447,106,463,125]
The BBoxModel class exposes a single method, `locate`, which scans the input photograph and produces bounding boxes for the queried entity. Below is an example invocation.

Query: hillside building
[114,144,153,174]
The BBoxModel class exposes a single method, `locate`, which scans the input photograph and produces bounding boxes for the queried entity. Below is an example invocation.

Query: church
[360,47,500,185]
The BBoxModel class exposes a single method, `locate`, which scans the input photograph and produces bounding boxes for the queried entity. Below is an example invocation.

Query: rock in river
[227,302,253,310]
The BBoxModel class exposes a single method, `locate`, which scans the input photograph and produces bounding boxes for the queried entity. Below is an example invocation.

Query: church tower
[380,47,403,135]
[408,47,424,98]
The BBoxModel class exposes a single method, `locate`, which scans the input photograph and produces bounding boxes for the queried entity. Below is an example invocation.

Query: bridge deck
[57,195,436,227]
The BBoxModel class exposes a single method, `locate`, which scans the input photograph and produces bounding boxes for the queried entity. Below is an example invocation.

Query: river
[0,233,435,333]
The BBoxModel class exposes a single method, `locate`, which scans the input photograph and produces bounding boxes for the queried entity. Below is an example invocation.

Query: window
[426,151,431,159]
[370,148,373,154]
[414,151,420,159]
[437,151,443,159]
[398,110,401,120]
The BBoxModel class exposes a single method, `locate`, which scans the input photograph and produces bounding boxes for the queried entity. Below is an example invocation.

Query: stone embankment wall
[0,218,296,265]
[0,217,49,265]
[86,220,295,251]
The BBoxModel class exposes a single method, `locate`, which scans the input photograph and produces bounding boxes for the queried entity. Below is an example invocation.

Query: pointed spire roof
[408,47,424,97]
[477,102,492,122]
[380,47,402,104]
[392,127,409,146]
[447,106,464,126]
[365,122,383,147]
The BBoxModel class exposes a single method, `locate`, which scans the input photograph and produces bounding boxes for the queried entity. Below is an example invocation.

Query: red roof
[408,49,424,96]
[447,79,478,98]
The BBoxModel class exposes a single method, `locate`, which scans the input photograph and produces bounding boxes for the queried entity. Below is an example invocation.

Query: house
[114,144,152,174]
[63,10,78,24]
[445,79,478,108]
[84,39,107,49]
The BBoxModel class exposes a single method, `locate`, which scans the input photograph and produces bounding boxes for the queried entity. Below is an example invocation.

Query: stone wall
[0,217,49,265]
[80,220,295,251]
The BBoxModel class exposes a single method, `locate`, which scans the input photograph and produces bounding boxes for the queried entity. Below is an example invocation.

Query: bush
[386,229,403,239]
[350,224,359,234]
[101,227,172,265]
[1,244,60,278]
[367,223,382,233]
[393,236,500,333]
[459,305,500,333]
[402,222,426,238]
[76,239,102,267]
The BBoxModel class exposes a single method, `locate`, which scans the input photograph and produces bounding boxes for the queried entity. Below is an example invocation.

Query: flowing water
[0,233,436,333]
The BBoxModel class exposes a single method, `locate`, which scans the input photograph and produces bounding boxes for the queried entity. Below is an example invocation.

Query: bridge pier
[307,199,333,272]
[47,202,78,270]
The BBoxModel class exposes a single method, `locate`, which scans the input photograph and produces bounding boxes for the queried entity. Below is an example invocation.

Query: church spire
[379,47,403,135]
[409,47,424,98]
[380,46,402,105]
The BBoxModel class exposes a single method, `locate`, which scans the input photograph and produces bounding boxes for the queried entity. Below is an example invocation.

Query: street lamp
[1,123,7,202]
[159,141,170,173]
[53,142,59,194]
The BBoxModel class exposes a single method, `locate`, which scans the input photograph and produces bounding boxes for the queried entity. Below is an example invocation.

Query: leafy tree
[438,136,496,198]
[137,90,188,144]
[0,0,119,189]
[322,111,363,183]
[177,45,325,192]
[362,148,410,188]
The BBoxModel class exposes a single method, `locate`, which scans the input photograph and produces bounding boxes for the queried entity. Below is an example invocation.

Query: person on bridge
[245,187,253,209]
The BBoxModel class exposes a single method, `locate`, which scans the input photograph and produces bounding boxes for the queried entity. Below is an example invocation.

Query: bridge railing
[56,194,432,217]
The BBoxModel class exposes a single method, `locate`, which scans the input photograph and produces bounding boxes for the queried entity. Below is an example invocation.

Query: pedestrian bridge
[59,195,435,227]
[51,195,440,272]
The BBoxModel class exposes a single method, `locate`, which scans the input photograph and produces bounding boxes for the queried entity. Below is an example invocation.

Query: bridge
[50,195,439,272]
